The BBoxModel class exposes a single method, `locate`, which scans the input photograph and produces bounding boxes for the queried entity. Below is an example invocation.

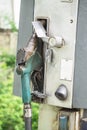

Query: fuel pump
[14,0,87,130]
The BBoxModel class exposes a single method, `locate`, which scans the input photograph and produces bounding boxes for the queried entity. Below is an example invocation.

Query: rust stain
[52,114,58,130]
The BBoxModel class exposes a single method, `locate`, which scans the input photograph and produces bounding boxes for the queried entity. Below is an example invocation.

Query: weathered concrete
[0,29,17,54]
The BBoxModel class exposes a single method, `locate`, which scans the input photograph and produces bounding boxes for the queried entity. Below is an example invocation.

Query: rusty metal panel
[38,104,60,130]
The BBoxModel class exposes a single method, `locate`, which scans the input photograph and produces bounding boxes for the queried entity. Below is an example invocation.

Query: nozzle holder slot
[36,17,49,35]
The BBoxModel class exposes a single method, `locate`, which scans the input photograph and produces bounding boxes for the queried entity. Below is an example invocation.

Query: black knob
[55,84,68,100]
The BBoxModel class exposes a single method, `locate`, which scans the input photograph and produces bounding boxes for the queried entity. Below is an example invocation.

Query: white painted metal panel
[34,0,79,108]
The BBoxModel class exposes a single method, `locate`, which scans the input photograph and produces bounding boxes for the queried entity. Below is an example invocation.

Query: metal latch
[32,21,65,48]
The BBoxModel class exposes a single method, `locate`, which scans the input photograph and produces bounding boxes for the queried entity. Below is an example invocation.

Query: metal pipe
[59,115,68,130]
[24,104,32,130]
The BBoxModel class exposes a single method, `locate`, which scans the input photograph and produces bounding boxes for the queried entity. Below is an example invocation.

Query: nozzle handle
[21,73,31,103]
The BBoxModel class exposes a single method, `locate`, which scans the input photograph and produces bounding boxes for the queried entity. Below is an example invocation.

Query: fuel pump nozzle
[16,33,42,130]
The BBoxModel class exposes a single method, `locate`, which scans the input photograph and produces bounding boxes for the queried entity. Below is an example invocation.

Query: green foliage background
[0,48,39,130]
